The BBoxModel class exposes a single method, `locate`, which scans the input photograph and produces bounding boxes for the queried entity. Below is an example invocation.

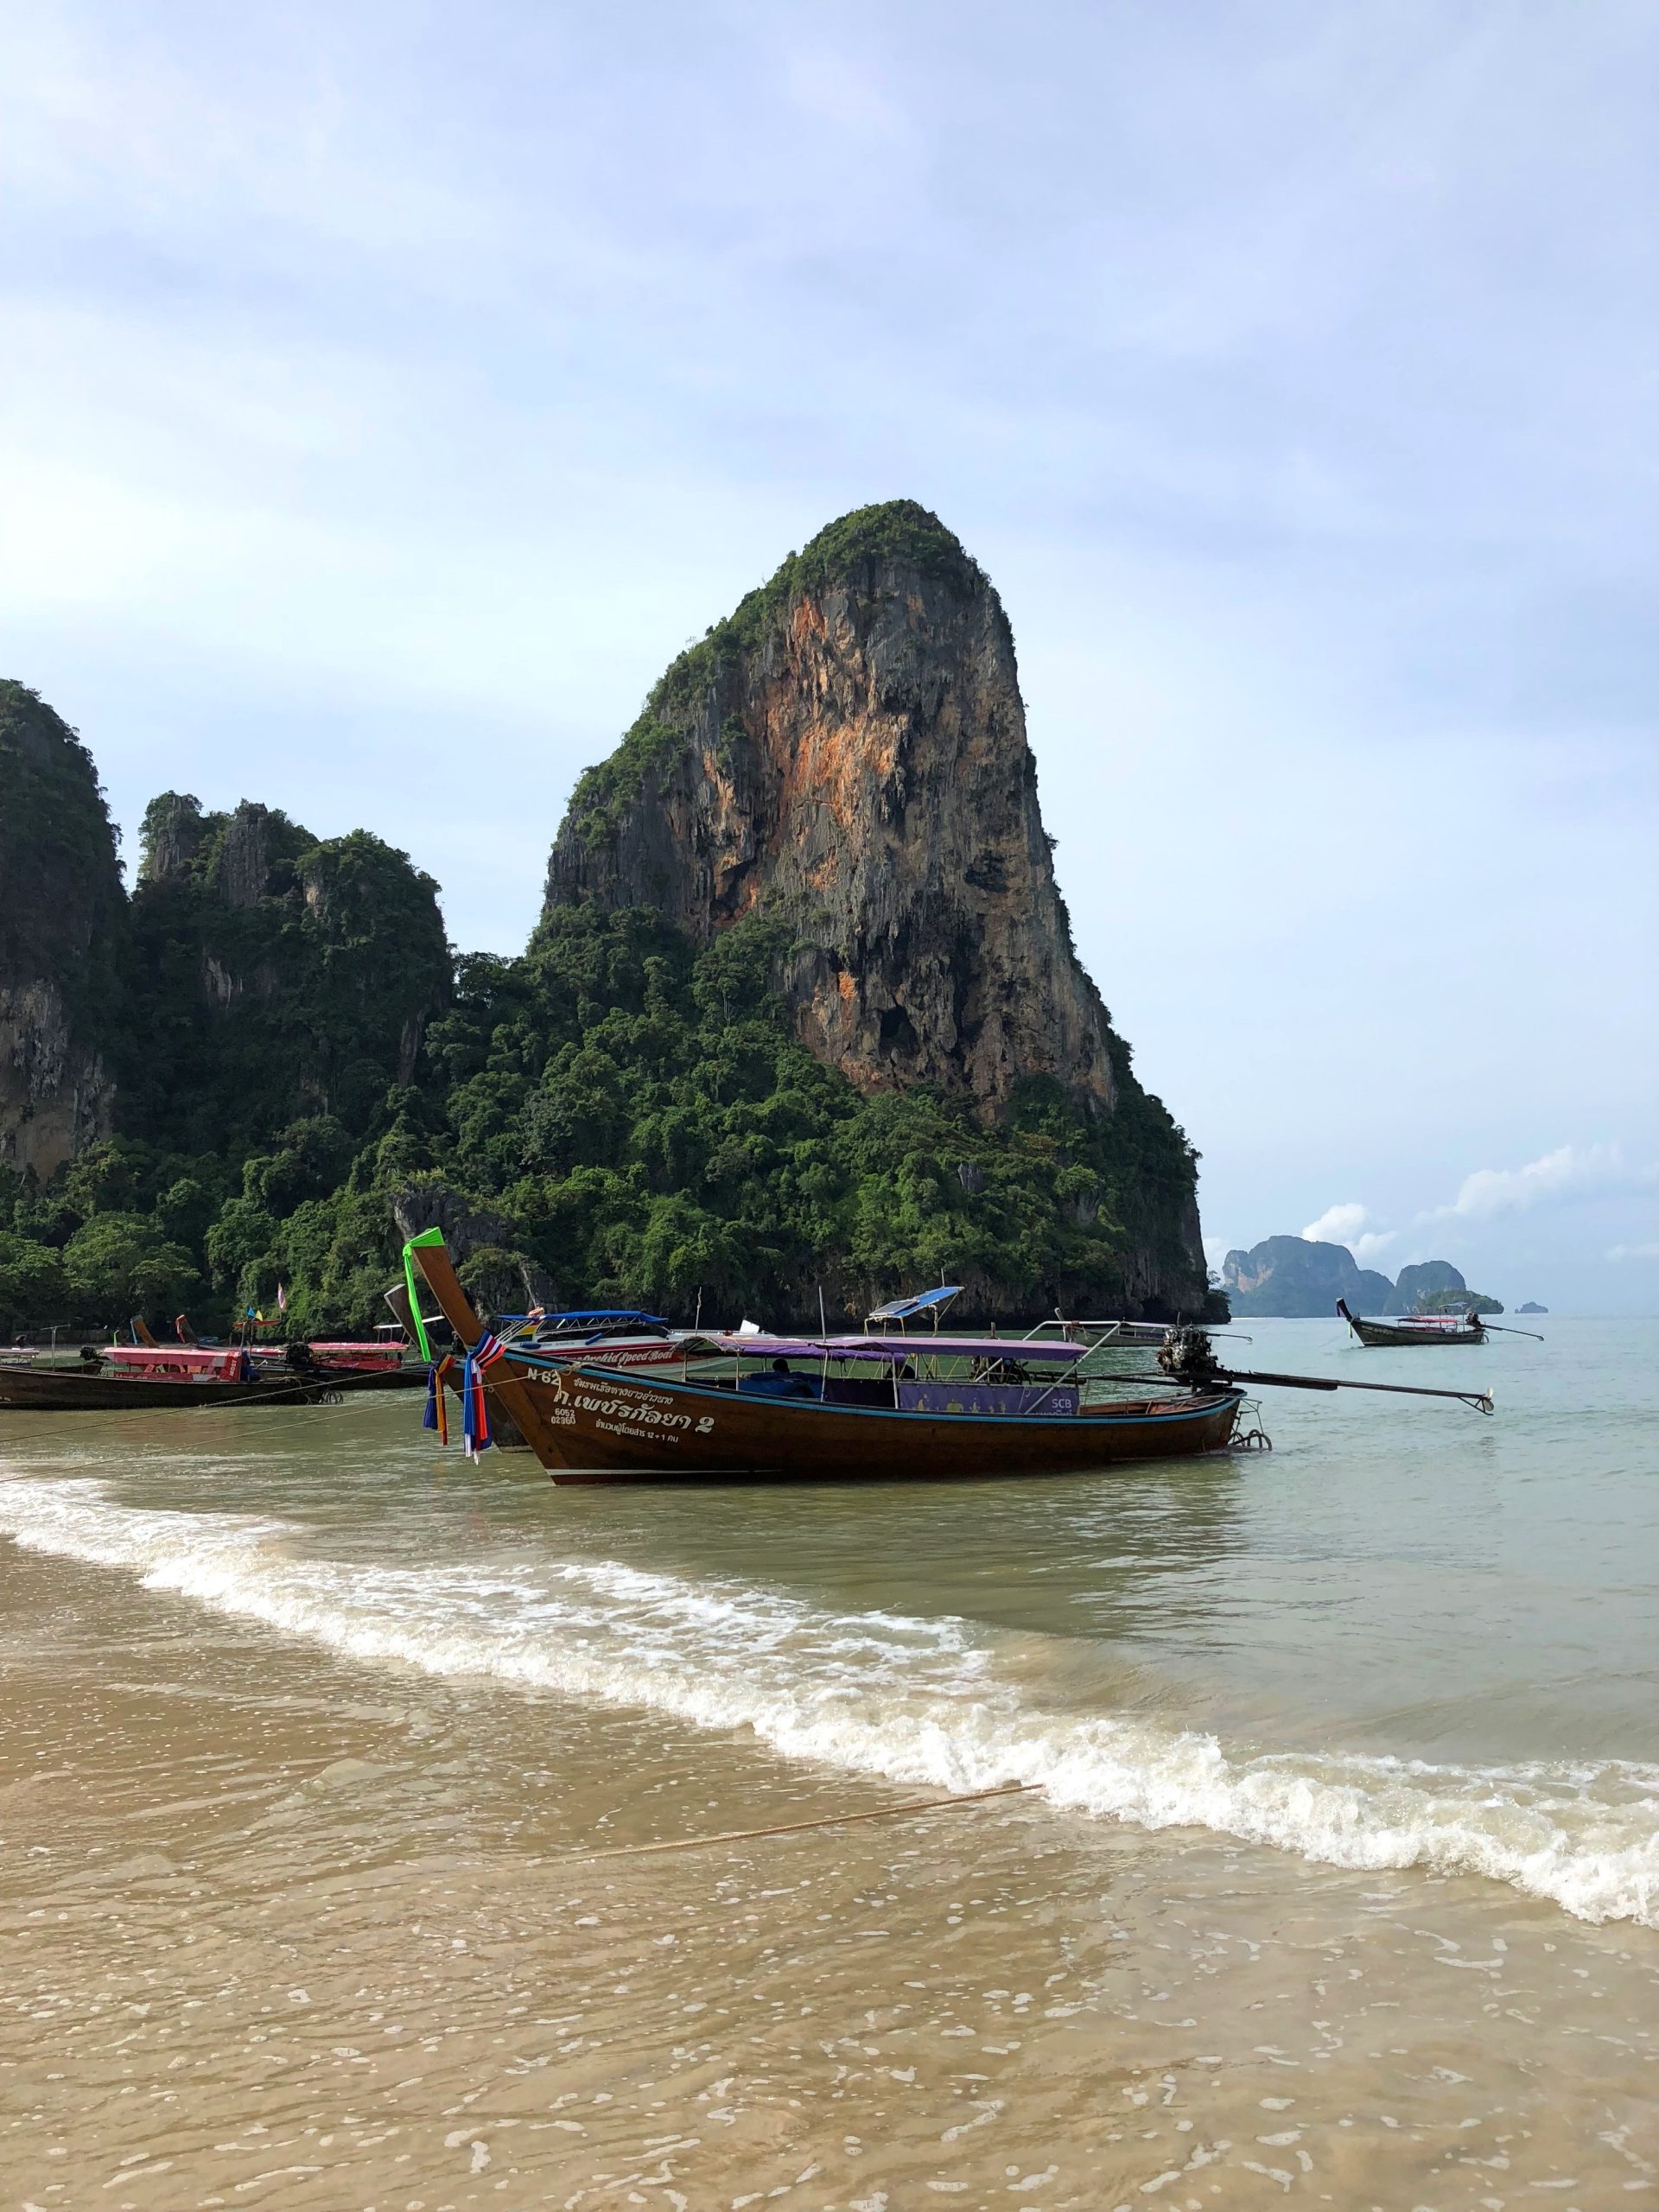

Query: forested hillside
[1,899,1202,1336]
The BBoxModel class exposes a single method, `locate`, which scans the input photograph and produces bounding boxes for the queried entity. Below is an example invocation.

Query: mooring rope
[550,1780,1037,1865]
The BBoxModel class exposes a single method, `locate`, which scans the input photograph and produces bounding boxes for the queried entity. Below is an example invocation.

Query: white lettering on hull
[535,1367,718,1441]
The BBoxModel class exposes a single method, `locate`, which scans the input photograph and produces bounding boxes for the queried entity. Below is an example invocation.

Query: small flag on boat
[276,1282,287,1313]
[461,1332,507,1459]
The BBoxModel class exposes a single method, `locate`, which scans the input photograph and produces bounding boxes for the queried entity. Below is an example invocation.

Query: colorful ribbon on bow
[401,1227,446,1363]
[461,1332,507,1459]
[422,1353,455,1445]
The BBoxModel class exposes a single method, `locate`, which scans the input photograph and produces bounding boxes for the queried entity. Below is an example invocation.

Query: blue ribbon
[461,1332,506,1459]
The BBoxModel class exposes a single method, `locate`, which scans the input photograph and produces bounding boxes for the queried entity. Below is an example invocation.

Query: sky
[1,0,1655,1313]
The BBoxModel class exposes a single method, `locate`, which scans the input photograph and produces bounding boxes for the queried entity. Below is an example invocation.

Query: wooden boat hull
[0,1362,394,1411]
[1336,1299,1484,1348]
[259,1358,430,1391]
[493,1358,1243,1483]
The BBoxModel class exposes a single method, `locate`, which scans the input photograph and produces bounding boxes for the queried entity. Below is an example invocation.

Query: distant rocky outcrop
[1224,1237,1503,1318]
[1388,1260,1466,1315]
[1222,1236,1395,1318]
[1517,1301,1548,1314]
[0,683,126,1179]
[543,500,1210,1316]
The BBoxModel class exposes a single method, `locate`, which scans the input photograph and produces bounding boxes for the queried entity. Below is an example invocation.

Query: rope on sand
[553,1781,1037,1865]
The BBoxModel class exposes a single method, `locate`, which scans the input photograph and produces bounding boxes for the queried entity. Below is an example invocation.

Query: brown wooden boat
[0,1342,406,1412]
[406,1236,1243,1483]
[1336,1299,1485,1347]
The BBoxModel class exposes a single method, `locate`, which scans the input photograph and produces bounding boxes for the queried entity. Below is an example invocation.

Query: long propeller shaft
[1213,1365,1494,1414]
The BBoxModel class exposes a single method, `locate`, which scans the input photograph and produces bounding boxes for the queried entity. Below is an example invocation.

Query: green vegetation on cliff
[414,903,1197,1324]
[1414,1287,1503,1316]
[0,785,453,1334]
[0,895,1204,1336]
[0,682,127,1035]
[122,794,450,1160]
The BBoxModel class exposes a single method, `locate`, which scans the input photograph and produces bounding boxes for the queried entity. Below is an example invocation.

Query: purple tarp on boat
[896,1382,1079,1417]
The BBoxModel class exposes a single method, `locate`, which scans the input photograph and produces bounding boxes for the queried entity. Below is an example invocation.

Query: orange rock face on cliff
[544,502,1126,1121]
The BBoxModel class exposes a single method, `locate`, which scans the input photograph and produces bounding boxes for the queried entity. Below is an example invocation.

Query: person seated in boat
[974,1356,1032,1387]
[738,1358,818,1400]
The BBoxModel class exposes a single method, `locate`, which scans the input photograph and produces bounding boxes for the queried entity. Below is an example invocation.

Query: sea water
[2,1317,1655,2206]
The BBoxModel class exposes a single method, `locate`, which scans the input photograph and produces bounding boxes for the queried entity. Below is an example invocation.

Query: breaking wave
[3,1474,1656,1929]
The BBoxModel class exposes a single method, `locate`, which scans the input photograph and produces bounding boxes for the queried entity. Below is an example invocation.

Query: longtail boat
[1337,1299,1486,1347]
[0,1341,407,1412]
[404,1234,1244,1482]
[261,1339,428,1389]
[172,1309,425,1388]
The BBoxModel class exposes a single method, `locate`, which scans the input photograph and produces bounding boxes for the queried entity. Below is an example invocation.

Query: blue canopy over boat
[866,1286,963,1327]
[506,1309,673,1337]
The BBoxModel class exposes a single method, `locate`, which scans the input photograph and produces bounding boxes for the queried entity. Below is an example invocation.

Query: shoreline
[4,1522,1657,2207]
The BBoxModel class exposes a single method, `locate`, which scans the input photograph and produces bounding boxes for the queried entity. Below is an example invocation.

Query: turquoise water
[2,1316,1654,1929]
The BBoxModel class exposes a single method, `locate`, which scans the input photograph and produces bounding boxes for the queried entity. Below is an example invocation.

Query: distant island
[1222,1236,1503,1318]
[1517,1301,1548,1314]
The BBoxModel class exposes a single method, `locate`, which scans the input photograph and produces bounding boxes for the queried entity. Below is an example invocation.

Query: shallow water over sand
[2,1318,1656,2205]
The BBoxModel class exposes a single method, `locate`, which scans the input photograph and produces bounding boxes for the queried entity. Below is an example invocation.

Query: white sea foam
[3,1474,1656,1929]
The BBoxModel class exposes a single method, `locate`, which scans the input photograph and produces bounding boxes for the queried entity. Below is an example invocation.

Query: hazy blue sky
[3,2,1654,1311]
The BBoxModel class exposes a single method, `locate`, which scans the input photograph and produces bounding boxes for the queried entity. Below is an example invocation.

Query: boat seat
[821,1376,897,1408]
[736,1371,821,1400]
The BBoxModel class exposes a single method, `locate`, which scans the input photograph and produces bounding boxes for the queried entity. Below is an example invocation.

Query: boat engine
[1157,1327,1223,1390]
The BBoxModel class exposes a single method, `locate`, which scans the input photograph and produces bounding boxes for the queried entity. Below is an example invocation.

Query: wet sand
[3,1327,1657,2207]
[3,1536,1656,2210]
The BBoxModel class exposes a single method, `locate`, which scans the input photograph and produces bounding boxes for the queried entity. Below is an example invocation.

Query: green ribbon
[401,1227,448,1363]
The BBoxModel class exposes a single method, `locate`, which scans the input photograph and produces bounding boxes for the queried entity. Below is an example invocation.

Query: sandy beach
[3,1325,1656,2208]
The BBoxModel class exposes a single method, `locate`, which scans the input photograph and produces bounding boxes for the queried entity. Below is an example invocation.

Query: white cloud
[1606,1243,1659,1262]
[1300,1203,1398,1269]
[1301,1201,1369,1245]
[1426,1143,1627,1221]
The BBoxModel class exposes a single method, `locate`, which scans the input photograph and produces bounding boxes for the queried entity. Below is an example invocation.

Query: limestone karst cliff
[0,683,125,1178]
[1223,1236,1396,1318]
[548,503,1118,1115]
[2,538,1220,1330]
[126,793,452,1158]
[1223,1238,1500,1317]
[543,501,1211,1313]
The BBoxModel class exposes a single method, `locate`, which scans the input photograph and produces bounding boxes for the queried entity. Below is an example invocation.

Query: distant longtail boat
[1337,1299,1485,1347]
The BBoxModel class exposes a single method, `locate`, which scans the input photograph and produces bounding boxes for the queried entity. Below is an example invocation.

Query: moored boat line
[0,1332,428,1412]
